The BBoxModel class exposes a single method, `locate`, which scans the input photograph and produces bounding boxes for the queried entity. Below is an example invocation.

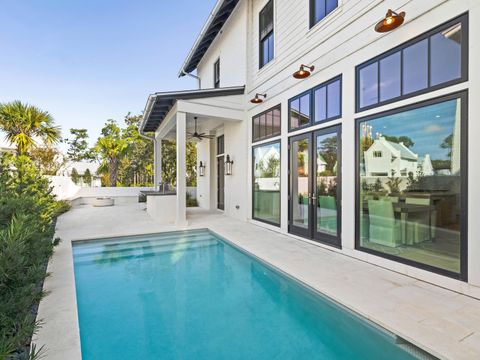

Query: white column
[155,138,162,190]
[176,112,187,226]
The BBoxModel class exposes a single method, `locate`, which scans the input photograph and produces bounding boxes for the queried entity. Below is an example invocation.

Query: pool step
[73,232,213,257]
[74,238,219,265]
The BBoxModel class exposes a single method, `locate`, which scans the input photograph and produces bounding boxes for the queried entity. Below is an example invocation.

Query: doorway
[217,135,225,210]
[289,125,341,247]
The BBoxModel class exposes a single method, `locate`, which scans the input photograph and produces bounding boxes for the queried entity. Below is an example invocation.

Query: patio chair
[318,196,337,234]
[368,200,402,247]
[405,197,435,243]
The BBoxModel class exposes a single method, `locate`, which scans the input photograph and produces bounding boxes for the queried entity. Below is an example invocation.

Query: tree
[383,135,415,148]
[65,128,93,162]
[117,114,154,187]
[0,101,61,155]
[319,136,338,172]
[83,168,92,186]
[160,140,197,187]
[259,155,280,177]
[71,167,80,185]
[440,133,453,158]
[30,145,66,176]
[94,120,128,187]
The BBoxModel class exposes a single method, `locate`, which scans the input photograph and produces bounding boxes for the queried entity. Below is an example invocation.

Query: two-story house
[139,0,480,297]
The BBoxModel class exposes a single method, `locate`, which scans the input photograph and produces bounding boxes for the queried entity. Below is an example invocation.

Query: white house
[364,136,418,177]
[139,0,480,296]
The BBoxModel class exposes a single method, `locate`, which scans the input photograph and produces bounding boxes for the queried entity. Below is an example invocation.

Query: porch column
[154,138,162,190]
[176,112,187,226]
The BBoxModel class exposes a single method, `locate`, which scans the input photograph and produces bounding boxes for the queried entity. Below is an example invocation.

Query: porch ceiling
[140,86,245,133]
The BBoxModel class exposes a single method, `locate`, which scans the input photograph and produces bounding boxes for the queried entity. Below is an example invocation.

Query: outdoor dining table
[362,202,436,245]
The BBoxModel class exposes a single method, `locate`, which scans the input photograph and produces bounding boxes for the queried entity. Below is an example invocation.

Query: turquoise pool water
[73,229,419,360]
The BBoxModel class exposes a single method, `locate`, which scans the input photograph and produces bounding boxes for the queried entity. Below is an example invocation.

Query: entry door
[289,126,341,247]
[217,135,225,210]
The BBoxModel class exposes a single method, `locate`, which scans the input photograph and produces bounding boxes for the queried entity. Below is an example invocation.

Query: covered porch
[139,86,246,226]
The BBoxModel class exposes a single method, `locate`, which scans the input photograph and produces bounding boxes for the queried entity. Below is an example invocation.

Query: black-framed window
[214,59,220,88]
[289,75,342,131]
[259,0,274,68]
[310,0,338,27]
[356,13,468,112]
[253,141,280,226]
[253,105,281,142]
[356,91,468,280]
[217,135,224,155]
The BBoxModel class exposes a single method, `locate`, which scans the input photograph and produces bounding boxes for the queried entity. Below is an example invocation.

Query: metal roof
[179,0,240,76]
[140,86,245,132]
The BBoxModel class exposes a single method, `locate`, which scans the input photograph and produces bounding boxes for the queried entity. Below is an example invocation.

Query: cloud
[424,124,444,134]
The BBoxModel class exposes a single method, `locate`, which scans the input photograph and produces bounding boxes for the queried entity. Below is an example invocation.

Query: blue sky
[362,99,459,160]
[0,0,216,148]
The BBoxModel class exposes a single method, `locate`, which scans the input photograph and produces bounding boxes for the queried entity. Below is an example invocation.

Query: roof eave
[178,0,239,77]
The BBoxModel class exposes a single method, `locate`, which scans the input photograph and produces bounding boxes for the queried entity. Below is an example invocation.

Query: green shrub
[0,154,61,359]
[186,192,198,207]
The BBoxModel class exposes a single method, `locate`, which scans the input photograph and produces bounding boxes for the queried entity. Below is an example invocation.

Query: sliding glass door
[289,126,341,247]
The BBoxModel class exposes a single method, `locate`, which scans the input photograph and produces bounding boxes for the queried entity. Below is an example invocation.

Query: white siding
[186,0,480,293]
[197,0,248,88]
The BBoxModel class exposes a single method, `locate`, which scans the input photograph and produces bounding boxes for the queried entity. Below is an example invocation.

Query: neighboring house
[364,137,418,177]
[139,1,479,294]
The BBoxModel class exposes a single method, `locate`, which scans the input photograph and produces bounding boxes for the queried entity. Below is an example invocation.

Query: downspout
[139,95,159,190]
[181,70,201,89]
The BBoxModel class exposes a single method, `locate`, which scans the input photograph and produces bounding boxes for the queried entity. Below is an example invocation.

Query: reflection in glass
[359,62,378,108]
[290,93,311,129]
[430,24,462,86]
[403,39,428,94]
[314,86,327,123]
[253,106,281,142]
[273,108,281,135]
[316,133,338,236]
[358,98,463,273]
[380,52,401,102]
[327,80,341,118]
[292,139,310,229]
[253,142,280,225]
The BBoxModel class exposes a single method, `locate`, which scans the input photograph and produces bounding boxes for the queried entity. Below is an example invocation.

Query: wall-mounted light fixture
[225,155,234,176]
[293,64,315,79]
[375,9,405,33]
[198,161,206,177]
[250,93,267,104]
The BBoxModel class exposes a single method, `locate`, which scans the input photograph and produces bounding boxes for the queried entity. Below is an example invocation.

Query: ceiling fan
[187,117,215,141]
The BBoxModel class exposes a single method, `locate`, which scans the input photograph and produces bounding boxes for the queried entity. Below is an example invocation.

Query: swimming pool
[73,229,424,359]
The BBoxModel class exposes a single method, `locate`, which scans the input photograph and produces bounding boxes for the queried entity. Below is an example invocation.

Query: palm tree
[0,101,61,155]
[95,136,128,187]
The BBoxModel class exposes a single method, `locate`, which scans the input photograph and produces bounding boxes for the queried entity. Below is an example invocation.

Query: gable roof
[178,0,240,76]
[386,141,418,161]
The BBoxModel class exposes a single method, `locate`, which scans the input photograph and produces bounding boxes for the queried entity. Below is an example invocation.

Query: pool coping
[33,205,480,360]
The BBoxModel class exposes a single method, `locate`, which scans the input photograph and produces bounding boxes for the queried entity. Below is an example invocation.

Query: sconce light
[198,161,206,177]
[250,93,267,104]
[375,9,405,33]
[293,64,315,79]
[225,155,234,176]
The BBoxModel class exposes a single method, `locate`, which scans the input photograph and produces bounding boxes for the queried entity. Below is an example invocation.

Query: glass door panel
[314,127,341,246]
[289,135,311,237]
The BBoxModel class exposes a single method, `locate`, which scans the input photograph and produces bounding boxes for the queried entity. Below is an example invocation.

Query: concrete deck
[34,203,480,359]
